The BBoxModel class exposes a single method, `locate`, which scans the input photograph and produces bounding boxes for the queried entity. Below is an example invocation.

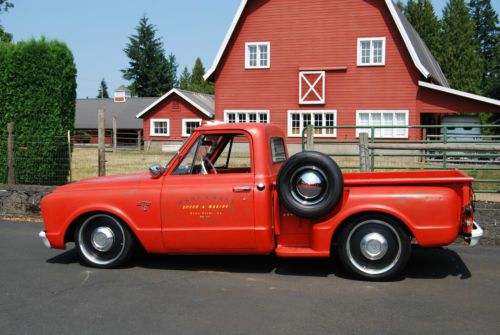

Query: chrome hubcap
[91,227,115,252]
[360,232,388,260]
[296,171,324,200]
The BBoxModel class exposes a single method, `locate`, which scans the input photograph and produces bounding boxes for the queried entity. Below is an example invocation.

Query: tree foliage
[178,66,191,90]
[0,0,14,43]
[122,15,177,97]
[0,38,77,185]
[97,78,109,98]
[189,58,214,94]
[469,0,499,97]
[439,0,482,93]
[405,0,441,56]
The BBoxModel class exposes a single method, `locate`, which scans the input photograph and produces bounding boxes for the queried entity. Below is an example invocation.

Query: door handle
[233,186,252,193]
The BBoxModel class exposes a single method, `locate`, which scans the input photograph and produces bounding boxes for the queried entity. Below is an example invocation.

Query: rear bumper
[464,221,483,247]
[38,231,51,249]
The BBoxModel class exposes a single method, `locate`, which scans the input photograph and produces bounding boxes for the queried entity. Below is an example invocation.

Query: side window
[271,137,287,163]
[215,135,251,170]
[172,134,252,175]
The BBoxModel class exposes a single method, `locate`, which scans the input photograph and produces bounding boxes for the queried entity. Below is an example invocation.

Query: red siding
[143,95,211,141]
[213,0,423,142]
[418,88,500,114]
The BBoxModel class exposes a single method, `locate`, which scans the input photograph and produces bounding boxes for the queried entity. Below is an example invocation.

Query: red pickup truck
[39,123,483,280]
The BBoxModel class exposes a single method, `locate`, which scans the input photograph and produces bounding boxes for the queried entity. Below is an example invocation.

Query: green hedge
[0,38,76,185]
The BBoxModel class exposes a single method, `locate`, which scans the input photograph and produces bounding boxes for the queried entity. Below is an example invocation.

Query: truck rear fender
[327,206,417,247]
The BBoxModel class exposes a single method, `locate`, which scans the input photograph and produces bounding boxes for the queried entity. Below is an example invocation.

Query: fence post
[359,132,371,172]
[112,116,117,151]
[98,109,106,176]
[137,130,142,151]
[67,130,72,183]
[305,124,314,151]
[7,122,15,184]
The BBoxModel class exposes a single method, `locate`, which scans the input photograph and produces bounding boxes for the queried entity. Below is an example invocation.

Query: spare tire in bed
[277,151,344,219]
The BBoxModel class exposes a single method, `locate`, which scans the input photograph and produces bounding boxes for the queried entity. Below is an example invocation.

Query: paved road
[1,222,499,335]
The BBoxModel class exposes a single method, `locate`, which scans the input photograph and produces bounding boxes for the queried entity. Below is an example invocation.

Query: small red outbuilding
[136,89,214,149]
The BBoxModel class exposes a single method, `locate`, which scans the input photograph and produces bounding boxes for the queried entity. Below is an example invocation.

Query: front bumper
[38,231,51,249]
[464,221,484,247]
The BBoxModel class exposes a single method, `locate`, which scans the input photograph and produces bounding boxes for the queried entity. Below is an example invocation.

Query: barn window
[357,38,386,66]
[224,110,270,123]
[299,71,325,105]
[182,119,202,137]
[287,111,337,137]
[245,42,270,69]
[150,119,170,137]
[356,110,408,138]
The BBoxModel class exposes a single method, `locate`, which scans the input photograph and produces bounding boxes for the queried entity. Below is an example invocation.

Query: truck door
[161,133,256,252]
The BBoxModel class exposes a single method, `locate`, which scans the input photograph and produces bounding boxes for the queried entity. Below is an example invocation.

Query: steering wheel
[201,155,218,175]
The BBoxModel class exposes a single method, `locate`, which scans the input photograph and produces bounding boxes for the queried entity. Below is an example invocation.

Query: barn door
[299,71,325,104]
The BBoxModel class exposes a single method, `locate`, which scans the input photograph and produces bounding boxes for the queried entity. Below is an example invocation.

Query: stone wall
[0,184,55,217]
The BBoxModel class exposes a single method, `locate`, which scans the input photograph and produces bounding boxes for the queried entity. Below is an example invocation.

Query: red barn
[136,89,214,150]
[204,0,500,143]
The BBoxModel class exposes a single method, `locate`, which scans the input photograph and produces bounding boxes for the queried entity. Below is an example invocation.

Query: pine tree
[469,0,499,97]
[395,1,405,12]
[190,58,214,94]
[179,66,191,90]
[97,78,109,98]
[440,0,482,93]
[405,0,442,57]
[121,15,176,97]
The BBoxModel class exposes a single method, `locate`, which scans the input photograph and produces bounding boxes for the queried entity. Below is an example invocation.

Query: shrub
[0,38,76,185]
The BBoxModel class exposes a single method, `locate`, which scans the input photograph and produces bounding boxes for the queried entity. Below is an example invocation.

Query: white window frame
[356,110,409,138]
[357,37,386,66]
[299,71,326,105]
[150,118,170,137]
[287,110,337,138]
[224,110,270,123]
[245,42,271,69]
[182,118,202,137]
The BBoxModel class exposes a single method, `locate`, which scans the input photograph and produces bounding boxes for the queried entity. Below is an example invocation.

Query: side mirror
[149,163,165,179]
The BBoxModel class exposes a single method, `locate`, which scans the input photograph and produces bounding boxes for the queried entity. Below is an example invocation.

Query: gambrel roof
[204,0,448,87]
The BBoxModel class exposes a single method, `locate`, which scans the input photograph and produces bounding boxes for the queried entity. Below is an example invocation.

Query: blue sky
[2,0,499,98]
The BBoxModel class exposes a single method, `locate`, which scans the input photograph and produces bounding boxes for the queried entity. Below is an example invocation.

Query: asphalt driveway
[1,221,499,335]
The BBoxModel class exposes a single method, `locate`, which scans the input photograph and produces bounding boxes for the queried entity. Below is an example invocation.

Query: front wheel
[75,214,135,268]
[337,215,411,281]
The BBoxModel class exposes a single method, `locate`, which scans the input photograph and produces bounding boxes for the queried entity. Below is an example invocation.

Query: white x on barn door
[299,71,325,104]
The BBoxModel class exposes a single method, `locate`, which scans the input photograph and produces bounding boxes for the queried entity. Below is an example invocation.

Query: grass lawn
[71,147,499,193]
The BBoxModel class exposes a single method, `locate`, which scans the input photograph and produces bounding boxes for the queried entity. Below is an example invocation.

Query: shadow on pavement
[46,245,471,280]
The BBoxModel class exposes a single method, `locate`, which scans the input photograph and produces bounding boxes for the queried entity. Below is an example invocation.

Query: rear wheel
[75,214,135,268]
[337,214,411,280]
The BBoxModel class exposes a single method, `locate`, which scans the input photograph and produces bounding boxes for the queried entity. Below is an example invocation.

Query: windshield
[164,134,193,170]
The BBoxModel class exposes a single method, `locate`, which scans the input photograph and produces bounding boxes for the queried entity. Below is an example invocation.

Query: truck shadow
[47,245,471,280]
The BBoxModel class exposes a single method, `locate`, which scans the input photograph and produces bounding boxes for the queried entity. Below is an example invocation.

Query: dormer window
[357,38,386,66]
[245,42,270,69]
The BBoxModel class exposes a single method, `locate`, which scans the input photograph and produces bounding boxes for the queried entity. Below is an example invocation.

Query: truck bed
[343,170,473,186]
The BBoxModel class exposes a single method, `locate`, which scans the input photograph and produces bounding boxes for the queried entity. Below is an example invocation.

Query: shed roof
[136,88,215,119]
[203,0,448,87]
[76,98,157,129]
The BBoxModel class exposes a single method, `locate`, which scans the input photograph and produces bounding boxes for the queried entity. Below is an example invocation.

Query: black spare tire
[277,151,344,219]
